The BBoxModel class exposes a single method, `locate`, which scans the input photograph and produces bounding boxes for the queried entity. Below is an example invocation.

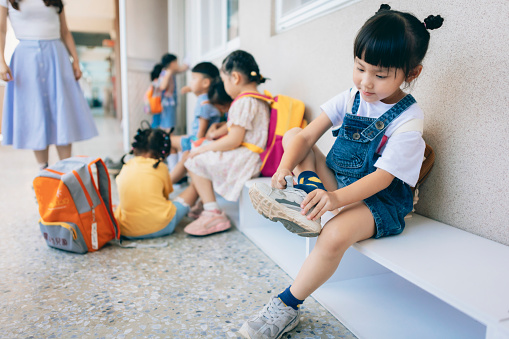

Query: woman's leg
[282,128,336,191]
[290,201,376,299]
[56,144,72,160]
[34,147,49,168]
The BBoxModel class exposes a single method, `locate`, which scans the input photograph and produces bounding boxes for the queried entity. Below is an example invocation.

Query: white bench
[235,177,509,339]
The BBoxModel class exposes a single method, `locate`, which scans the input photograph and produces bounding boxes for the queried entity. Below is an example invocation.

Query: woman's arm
[0,6,12,81]
[272,112,333,188]
[189,124,245,157]
[59,8,81,80]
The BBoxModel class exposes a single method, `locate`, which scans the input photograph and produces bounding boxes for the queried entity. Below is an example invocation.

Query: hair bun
[376,4,391,14]
[424,15,444,30]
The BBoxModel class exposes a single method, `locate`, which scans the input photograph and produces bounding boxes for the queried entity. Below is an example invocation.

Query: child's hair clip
[250,71,257,76]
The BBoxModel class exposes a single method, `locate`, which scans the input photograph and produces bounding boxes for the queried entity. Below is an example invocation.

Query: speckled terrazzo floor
[0,115,356,339]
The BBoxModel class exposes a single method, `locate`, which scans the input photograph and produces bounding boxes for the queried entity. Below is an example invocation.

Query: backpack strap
[231,91,273,154]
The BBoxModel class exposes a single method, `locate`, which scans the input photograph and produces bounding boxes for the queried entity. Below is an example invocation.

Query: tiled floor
[0,115,356,339]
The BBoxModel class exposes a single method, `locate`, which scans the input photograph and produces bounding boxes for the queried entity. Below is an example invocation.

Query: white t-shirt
[0,0,61,40]
[321,88,425,187]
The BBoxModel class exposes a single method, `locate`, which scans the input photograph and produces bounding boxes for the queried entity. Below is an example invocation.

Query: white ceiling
[64,0,116,34]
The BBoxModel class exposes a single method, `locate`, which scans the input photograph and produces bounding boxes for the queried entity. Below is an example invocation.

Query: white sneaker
[239,296,300,339]
[249,176,321,237]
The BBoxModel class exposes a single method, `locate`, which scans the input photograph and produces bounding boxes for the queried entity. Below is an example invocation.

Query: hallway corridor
[0,116,355,338]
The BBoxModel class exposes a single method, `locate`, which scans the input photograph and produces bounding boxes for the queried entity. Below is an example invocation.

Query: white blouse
[0,0,61,40]
[321,88,426,187]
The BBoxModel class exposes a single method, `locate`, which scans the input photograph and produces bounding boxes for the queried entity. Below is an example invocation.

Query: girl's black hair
[221,50,268,85]
[161,53,177,68]
[150,64,163,81]
[207,80,233,106]
[121,121,173,169]
[9,0,63,13]
[354,4,443,79]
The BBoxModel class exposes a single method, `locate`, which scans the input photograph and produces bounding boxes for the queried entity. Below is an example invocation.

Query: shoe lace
[259,299,285,324]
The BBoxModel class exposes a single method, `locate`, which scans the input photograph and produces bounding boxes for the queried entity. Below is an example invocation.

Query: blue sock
[294,170,326,193]
[278,286,304,310]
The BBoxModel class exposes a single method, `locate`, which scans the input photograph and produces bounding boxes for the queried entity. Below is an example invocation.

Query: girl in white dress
[183,50,270,236]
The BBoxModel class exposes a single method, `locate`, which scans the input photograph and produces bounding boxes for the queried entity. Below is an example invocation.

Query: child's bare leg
[177,184,199,207]
[290,201,376,299]
[170,135,183,153]
[170,151,189,183]
[282,127,336,191]
[188,171,216,203]
[56,144,72,160]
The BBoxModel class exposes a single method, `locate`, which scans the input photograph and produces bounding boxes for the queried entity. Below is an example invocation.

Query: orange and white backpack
[33,156,120,253]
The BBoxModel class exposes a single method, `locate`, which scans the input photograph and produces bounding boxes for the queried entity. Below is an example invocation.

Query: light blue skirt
[1,39,98,150]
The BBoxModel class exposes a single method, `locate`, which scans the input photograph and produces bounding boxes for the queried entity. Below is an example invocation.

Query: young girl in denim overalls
[241,5,444,339]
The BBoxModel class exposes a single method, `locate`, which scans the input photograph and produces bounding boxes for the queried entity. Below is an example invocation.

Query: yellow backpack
[233,90,307,176]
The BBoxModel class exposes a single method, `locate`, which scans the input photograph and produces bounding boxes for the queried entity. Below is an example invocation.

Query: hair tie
[423,22,427,29]
[250,71,257,76]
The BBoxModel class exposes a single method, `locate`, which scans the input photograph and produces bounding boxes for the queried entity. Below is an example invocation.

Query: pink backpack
[233,91,307,177]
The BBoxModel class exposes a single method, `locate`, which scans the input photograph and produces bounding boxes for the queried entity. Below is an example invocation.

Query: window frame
[195,0,240,61]
[275,0,360,33]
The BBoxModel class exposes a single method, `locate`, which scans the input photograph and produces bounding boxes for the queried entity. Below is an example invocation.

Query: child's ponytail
[222,50,269,85]
[122,121,173,169]
[423,15,444,30]
[354,4,444,80]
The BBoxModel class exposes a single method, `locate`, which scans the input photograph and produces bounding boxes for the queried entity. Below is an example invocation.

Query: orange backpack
[144,85,163,114]
[233,91,307,177]
[33,157,120,253]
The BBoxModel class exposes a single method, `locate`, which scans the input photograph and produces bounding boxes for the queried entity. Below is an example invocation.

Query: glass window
[197,0,239,58]
[227,0,239,41]
[276,0,359,32]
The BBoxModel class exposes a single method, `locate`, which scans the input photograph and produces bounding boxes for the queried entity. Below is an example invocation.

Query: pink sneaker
[187,200,204,220]
[184,209,231,236]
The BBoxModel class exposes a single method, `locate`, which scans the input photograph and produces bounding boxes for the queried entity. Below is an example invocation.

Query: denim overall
[325,91,416,238]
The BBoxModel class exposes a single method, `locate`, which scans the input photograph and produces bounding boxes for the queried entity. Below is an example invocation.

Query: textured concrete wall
[230,0,509,245]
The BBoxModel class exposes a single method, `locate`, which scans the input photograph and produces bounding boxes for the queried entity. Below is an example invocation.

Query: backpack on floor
[233,91,307,177]
[33,156,120,254]
[144,84,163,115]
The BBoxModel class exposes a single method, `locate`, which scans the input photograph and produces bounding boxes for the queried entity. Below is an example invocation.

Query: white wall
[191,0,509,246]
[125,0,168,140]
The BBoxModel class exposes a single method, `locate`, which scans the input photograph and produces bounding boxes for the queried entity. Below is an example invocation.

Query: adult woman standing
[0,0,97,169]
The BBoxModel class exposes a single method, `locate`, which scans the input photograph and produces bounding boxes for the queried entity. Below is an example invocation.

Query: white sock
[203,202,220,211]
[173,196,190,209]
[167,153,178,170]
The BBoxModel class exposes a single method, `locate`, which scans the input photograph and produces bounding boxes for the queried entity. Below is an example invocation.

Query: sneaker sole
[249,184,320,237]
[184,222,231,237]
[238,314,300,339]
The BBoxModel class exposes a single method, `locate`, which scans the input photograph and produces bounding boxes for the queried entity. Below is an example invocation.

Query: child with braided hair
[114,123,198,239]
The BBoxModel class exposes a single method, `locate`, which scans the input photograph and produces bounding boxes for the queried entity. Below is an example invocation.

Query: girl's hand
[271,168,293,189]
[0,62,13,82]
[72,61,82,80]
[188,145,210,158]
[301,189,341,221]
